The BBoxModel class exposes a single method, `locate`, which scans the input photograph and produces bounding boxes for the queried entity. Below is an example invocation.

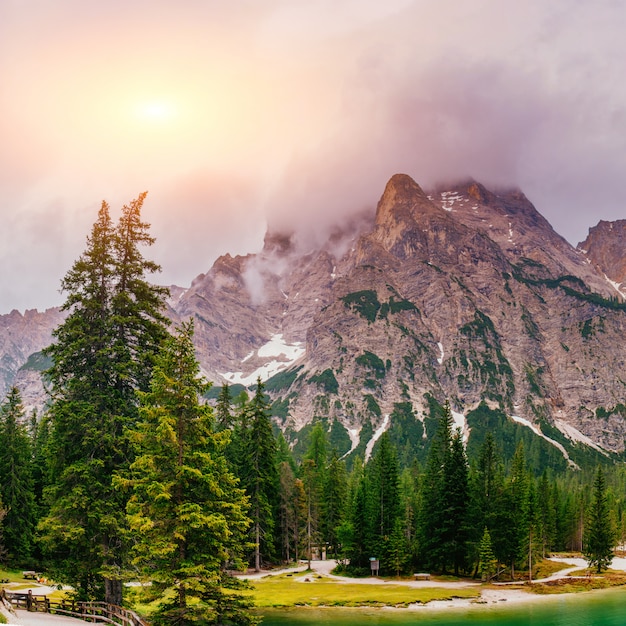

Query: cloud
[2,0,626,311]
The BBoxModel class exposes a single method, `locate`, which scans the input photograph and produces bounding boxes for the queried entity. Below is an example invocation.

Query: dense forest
[0,195,622,625]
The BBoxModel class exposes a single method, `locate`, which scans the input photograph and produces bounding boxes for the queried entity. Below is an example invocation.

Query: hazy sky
[1,0,625,311]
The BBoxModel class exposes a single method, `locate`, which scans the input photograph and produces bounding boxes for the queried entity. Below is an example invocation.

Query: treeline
[212,390,623,579]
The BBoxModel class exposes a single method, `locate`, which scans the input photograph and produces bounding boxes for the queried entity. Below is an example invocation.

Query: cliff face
[579,220,626,298]
[3,174,626,460]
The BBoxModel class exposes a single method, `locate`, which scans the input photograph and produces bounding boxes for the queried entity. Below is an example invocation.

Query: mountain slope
[2,174,625,467]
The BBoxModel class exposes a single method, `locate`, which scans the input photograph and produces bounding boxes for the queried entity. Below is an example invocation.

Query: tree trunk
[104,578,123,606]
[255,519,261,572]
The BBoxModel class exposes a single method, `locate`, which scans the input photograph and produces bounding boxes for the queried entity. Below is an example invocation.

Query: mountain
[2,174,626,469]
[579,220,626,298]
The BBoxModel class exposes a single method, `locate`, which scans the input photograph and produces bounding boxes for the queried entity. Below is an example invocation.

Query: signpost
[369,557,379,577]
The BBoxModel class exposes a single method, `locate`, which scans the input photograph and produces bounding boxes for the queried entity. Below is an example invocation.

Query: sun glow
[134,99,177,123]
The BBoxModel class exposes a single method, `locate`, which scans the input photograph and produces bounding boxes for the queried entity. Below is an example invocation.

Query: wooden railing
[2,591,148,626]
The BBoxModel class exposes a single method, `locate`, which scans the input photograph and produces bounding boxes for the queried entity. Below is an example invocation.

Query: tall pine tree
[237,379,279,571]
[0,387,35,564]
[38,194,170,603]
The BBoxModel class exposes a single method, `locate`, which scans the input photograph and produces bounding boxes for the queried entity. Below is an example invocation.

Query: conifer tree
[369,432,401,572]
[216,383,234,431]
[584,466,615,573]
[418,402,453,571]
[38,194,170,603]
[0,387,35,564]
[478,527,497,582]
[322,451,348,557]
[300,458,320,568]
[238,378,279,571]
[278,461,297,562]
[120,321,254,626]
[442,429,469,575]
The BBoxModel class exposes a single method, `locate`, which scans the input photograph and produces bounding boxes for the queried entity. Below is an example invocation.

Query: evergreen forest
[0,195,623,625]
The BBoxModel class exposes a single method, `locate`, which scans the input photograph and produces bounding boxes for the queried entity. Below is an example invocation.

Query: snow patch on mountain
[364,414,390,461]
[220,333,305,386]
[451,409,470,443]
[554,419,609,456]
[341,426,362,460]
[604,274,626,299]
[511,415,578,468]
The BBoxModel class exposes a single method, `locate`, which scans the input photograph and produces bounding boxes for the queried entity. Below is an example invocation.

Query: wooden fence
[2,591,148,626]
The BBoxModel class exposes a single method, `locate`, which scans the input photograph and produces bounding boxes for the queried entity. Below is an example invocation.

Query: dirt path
[243,556,605,589]
[9,610,91,625]
[243,559,479,588]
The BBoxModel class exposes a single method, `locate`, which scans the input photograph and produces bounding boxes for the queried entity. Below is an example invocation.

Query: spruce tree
[216,383,234,431]
[120,322,254,626]
[442,429,469,575]
[478,527,497,582]
[0,387,35,564]
[418,401,453,571]
[38,194,170,603]
[584,466,615,573]
[238,378,279,571]
[369,432,401,573]
[322,451,348,557]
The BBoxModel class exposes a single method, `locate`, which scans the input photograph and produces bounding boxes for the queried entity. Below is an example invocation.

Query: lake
[259,587,626,625]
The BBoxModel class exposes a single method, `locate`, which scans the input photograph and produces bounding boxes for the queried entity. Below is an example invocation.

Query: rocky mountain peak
[371,173,459,261]
[374,173,437,225]
[579,220,626,294]
[263,231,295,255]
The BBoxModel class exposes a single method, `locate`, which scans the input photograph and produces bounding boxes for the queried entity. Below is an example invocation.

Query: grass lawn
[246,575,479,608]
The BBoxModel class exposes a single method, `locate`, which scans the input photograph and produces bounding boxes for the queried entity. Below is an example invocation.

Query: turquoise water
[259,588,626,625]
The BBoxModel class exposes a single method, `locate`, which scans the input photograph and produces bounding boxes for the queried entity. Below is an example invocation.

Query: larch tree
[119,321,254,626]
[38,194,170,604]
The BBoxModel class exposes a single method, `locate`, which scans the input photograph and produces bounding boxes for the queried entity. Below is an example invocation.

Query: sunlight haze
[1,0,625,311]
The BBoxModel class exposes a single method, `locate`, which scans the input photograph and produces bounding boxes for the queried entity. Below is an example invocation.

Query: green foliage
[19,351,53,372]
[465,403,568,475]
[328,419,352,458]
[363,394,381,417]
[383,402,427,468]
[340,290,380,323]
[308,369,339,394]
[270,396,291,421]
[341,288,418,323]
[264,366,304,393]
[119,322,255,626]
[596,404,626,419]
[204,383,246,400]
[512,267,626,311]
[234,379,280,571]
[479,527,497,581]
[0,388,35,564]
[38,194,170,603]
[584,467,616,573]
[355,351,386,379]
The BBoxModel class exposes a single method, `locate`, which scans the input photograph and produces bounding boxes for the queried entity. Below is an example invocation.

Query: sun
[134,99,177,123]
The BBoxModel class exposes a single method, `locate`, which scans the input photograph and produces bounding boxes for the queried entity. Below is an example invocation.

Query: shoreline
[246,557,626,613]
